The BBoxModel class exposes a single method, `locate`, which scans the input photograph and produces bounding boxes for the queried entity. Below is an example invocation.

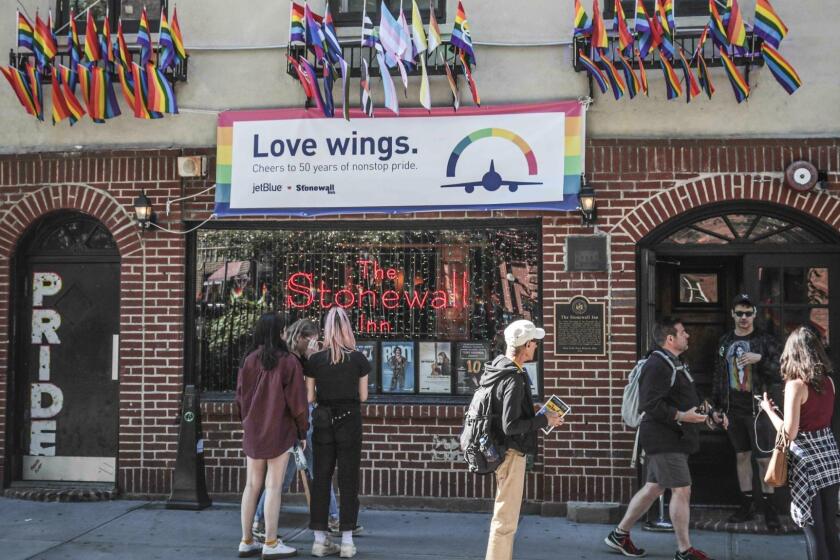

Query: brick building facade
[3,139,838,507]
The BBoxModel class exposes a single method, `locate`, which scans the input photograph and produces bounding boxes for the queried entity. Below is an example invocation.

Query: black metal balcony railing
[573,29,764,70]
[286,40,464,80]
[8,46,188,86]
[573,29,764,95]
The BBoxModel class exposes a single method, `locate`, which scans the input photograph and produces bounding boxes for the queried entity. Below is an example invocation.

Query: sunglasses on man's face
[734,311,755,318]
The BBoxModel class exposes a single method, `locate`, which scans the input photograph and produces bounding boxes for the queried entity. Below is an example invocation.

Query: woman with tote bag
[760,327,840,560]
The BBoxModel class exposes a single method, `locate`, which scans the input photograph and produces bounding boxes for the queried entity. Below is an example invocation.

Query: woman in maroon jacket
[236,313,309,559]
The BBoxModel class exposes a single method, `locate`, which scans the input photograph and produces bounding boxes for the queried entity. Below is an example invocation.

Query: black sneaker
[604,529,647,557]
[675,547,714,560]
[764,500,782,531]
[727,500,755,523]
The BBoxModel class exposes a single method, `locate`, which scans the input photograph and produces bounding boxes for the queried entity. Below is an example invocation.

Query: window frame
[329,0,446,27]
[603,0,710,23]
[55,0,166,37]
[186,219,543,403]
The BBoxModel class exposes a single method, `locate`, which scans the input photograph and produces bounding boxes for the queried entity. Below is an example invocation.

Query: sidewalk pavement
[0,497,805,560]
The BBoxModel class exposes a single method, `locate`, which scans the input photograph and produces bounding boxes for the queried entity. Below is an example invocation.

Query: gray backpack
[621,351,681,429]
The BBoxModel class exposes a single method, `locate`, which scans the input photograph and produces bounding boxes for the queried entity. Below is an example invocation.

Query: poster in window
[381,341,415,393]
[418,342,452,393]
[455,342,491,395]
[523,362,540,397]
[356,341,379,393]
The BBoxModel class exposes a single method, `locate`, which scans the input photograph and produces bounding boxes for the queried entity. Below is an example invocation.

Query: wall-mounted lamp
[578,180,597,226]
[133,191,156,230]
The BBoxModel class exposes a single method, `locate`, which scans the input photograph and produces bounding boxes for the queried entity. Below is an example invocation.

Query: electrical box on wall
[177,156,207,178]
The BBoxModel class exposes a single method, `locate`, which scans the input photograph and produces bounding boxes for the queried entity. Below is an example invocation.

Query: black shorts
[727,412,775,456]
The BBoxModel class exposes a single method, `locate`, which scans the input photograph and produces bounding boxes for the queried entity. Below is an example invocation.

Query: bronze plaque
[554,296,605,355]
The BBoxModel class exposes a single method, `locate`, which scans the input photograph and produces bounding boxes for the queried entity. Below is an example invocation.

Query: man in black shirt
[713,294,783,529]
[482,320,563,560]
[605,317,724,560]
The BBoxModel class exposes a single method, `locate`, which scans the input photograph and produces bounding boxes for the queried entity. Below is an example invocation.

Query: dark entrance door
[639,203,840,506]
[11,214,120,483]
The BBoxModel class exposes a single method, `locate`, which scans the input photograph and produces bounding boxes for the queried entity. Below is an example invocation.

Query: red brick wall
[1,140,839,504]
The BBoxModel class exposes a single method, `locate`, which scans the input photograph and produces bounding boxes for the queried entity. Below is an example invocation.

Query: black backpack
[460,373,512,475]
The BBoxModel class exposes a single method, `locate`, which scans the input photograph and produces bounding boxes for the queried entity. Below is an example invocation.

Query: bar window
[191,223,542,399]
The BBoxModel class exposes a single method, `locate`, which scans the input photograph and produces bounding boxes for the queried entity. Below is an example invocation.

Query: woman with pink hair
[305,307,370,558]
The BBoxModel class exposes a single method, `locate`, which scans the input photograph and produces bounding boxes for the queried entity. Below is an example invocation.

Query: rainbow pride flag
[158,9,176,69]
[636,49,649,95]
[116,63,136,107]
[754,0,788,49]
[24,63,44,120]
[117,20,133,67]
[656,0,675,59]
[635,0,659,59]
[574,0,592,37]
[17,11,34,52]
[615,50,641,99]
[597,57,626,100]
[137,7,153,65]
[726,0,746,48]
[100,13,113,63]
[460,54,480,106]
[695,53,715,99]
[171,8,187,62]
[84,10,101,62]
[451,1,476,66]
[761,43,801,94]
[146,64,178,114]
[290,2,305,45]
[578,50,608,94]
[590,0,608,60]
[34,12,57,67]
[676,48,701,102]
[613,0,634,55]
[52,73,73,125]
[1,65,37,117]
[659,52,682,100]
[57,65,86,121]
[719,47,749,102]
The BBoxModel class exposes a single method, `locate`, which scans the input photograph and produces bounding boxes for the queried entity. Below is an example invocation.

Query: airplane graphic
[440,160,543,193]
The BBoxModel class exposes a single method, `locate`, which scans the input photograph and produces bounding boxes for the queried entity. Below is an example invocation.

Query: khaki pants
[485,449,527,560]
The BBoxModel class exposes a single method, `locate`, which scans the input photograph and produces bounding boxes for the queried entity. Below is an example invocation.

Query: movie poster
[455,342,491,395]
[356,341,379,393]
[418,342,452,393]
[381,341,415,393]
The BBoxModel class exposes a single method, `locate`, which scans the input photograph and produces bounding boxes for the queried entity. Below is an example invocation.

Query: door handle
[112,334,119,381]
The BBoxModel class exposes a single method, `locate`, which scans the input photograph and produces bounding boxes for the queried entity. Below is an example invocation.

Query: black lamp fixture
[578,178,597,226]
[133,191,156,230]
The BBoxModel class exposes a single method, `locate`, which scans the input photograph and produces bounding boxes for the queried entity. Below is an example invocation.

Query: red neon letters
[285,260,469,314]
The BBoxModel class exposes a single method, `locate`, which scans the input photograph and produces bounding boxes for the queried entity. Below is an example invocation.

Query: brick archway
[0,183,142,259]
[609,174,840,242]
[0,183,145,488]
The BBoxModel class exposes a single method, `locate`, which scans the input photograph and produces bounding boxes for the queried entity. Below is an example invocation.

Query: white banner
[215,102,584,215]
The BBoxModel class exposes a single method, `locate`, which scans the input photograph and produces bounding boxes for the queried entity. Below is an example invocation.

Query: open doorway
[639,202,840,507]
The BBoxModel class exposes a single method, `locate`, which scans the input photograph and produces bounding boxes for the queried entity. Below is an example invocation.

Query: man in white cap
[483,320,564,560]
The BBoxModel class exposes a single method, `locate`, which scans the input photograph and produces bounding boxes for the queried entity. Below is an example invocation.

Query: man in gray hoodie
[483,320,563,560]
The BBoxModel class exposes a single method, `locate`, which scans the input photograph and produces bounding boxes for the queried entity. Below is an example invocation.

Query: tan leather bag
[764,428,790,487]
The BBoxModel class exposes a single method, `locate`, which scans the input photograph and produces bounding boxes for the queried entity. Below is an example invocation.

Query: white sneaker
[262,540,298,559]
[311,538,341,557]
[238,540,262,558]
[339,543,357,558]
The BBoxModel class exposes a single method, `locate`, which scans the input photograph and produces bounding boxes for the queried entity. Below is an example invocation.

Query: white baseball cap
[504,320,546,347]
